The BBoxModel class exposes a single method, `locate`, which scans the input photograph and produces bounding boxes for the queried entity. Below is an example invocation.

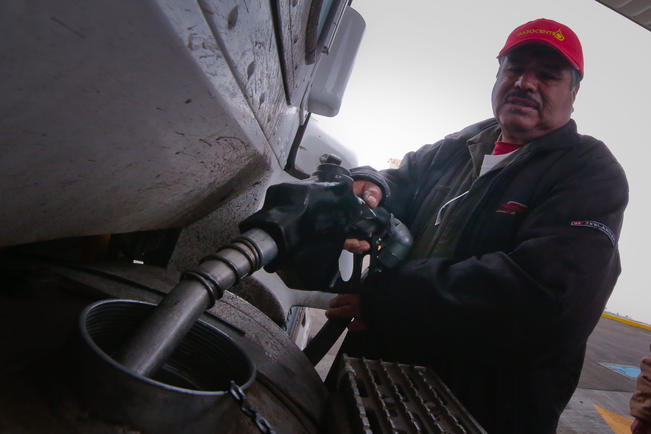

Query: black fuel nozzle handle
[326,200,387,293]
[303,205,412,365]
[345,201,413,272]
[328,205,412,293]
[345,200,389,252]
[240,153,412,294]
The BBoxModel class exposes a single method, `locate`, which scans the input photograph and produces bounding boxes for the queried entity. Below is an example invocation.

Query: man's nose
[514,71,536,90]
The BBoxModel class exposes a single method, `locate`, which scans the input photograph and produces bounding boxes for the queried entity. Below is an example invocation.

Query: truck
[0,1,366,432]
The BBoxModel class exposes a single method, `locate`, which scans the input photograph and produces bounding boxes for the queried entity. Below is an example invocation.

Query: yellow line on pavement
[593,405,632,434]
[602,312,651,331]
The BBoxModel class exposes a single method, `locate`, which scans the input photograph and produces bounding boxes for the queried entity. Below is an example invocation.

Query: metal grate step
[336,355,486,434]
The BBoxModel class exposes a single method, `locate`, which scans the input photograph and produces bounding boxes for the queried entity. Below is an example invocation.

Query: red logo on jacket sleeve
[497,201,528,215]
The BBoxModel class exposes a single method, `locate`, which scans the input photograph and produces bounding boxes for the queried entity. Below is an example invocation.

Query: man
[326,18,628,433]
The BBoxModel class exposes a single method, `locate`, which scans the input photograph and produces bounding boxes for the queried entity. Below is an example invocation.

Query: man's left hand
[326,293,367,331]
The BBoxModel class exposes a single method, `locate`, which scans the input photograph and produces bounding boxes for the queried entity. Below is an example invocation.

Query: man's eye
[539,72,560,80]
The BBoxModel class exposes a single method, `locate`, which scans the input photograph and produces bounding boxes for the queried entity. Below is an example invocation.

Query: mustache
[505,90,539,108]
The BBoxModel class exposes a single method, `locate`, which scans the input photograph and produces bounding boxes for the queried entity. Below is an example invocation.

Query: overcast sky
[315,0,651,324]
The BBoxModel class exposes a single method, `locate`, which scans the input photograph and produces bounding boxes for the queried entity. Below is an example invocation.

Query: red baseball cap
[498,18,584,77]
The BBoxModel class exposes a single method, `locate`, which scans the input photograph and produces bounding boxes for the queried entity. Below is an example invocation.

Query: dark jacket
[347,119,628,433]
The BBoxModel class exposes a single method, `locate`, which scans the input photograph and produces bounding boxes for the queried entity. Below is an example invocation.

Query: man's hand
[326,293,367,331]
[343,180,384,254]
[355,180,383,209]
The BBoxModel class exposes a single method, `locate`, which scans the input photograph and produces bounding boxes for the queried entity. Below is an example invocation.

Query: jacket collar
[464,119,578,175]
[467,119,579,152]
[466,123,501,175]
[529,119,578,150]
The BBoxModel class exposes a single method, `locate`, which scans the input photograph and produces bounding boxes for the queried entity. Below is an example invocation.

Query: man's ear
[570,84,580,113]
[571,83,580,103]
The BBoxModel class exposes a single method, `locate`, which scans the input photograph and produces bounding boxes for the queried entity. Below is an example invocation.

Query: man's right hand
[343,180,383,254]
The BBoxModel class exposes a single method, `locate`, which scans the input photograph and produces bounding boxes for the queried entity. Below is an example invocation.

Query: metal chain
[229,381,275,434]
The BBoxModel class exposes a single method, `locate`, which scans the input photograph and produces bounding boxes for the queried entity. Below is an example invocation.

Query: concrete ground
[557,316,651,433]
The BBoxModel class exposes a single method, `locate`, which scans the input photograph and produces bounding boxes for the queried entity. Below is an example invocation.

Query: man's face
[491,44,579,143]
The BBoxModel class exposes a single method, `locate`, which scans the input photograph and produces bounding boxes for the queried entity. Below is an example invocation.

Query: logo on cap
[517,28,565,41]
